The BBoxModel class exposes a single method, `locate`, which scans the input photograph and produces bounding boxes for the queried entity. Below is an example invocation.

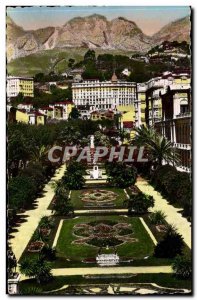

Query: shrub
[105,161,137,188]
[127,192,154,214]
[151,165,191,218]
[150,210,166,225]
[154,226,184,258]
[8,176,37,210]
[41,245,56,261]
[172,255,192,279]
[20,256,53,284]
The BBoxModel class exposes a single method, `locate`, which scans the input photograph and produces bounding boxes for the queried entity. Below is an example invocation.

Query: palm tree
[134,126,180,167]
[20,256,53,284]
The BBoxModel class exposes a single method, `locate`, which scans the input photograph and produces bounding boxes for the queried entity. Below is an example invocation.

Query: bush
[172,255,192,279]
[53,181,73,216]
[41,245,56,261]
[20,256,53,284]
[105,161,137,188]
[8,176,37,210]
[150,210,166,225]
[127,192,154,214]
[151,165,191,218]
[154,226,184,258]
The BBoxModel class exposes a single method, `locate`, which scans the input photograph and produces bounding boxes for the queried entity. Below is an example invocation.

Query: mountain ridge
[6,14,190,62]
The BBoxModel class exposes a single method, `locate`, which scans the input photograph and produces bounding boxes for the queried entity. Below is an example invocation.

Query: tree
[58,125,81,146]
[172,255,192,279]
[134,126,180,167]
[154,226,184,258]
[20,256,53,284]
[84,50,96,63]
[68,58,75,68]
[106,161,137,188]
[63,171,85,190]
[8,130,30,176]
[127,192,154,214]
[69,107,80,120]
[53,180,73,215]
[8,175,37,210]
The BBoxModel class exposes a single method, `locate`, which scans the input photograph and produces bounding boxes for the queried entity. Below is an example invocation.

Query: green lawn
[56,216,154,262]
[70,187,127,209]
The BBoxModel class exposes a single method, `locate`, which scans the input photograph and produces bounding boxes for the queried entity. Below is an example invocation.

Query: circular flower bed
[80,189,117,207]
[73,221,136,248]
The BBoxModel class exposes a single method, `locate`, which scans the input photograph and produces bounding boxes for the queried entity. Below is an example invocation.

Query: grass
[55,216,155,262]
[7,47,135,76]
[19,274,192,293]
[70,186,127,209]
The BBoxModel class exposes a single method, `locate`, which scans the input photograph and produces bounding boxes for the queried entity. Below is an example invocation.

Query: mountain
[152,16,191,44]
[6,14,191,62]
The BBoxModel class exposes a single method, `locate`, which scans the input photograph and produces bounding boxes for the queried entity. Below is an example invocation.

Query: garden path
[9,164,66,261]
[136,177,191,249]
[19,265,172,280]
[51,265,172,276]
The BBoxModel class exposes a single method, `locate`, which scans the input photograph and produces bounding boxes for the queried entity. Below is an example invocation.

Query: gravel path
[9,164,66,261]
[136,177,191,249]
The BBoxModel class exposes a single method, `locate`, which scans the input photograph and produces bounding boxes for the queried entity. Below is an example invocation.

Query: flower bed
[73,221,136,248]
[80,189,117,207]
[27,241,45,252]
[39,228,51,236]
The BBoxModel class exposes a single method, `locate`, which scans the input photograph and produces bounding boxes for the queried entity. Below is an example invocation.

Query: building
[144,71,190,127]
[90,110,114,121]
[49,102,74,120]
[72,72,137,111]
[154,83,191,173]
[28,111,46,125]
[117,105,135,139]
[134,83,147,128]
[7,76,34,99]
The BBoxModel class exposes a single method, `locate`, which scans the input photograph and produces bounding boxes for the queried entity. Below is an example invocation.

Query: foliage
[154,226,184,258]
[127,192,154,214]
[69,107,80,120]
[172,255,192,279]
[151,165,192,217]
[41,245,57,261]
[134,126,180,167]
[105,161,137,188]
[53,181,73,215]
[8,176,37,210]
[150,210,166,225]
[20,256,53,284]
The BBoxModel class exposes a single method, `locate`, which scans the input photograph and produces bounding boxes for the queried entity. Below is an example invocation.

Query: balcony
[173,143,191,150]
[175,112,191,119]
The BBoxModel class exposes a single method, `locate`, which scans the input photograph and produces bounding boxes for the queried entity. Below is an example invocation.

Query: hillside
[6,13,191,75]
[152,16,191,44]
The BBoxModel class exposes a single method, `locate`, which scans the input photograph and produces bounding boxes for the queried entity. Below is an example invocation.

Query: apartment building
[7,76,34,99]
[144,71,190,127]
[154,83,191,173]
[72,73,137,111]
[134,83,146,128]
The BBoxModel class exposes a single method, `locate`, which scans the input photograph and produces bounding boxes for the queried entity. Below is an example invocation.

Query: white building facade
[7,76,34,98]
[72,75,137,111]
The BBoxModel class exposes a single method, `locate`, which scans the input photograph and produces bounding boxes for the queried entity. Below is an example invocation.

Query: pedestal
[8,273,20,295]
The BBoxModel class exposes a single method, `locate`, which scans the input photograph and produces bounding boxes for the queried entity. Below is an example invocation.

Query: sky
[7,6,190,36]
